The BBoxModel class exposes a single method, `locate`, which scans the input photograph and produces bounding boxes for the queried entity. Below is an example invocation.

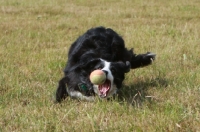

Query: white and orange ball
[89,70,106,85]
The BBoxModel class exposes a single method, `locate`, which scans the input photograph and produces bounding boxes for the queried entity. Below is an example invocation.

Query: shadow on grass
[114,77,169,107]
[53,77,169,106]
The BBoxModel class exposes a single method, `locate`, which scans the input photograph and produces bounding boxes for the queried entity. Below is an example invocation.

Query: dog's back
[64,27,131,74]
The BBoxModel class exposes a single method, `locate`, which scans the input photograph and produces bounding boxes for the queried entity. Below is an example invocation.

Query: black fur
[56,27,155,102]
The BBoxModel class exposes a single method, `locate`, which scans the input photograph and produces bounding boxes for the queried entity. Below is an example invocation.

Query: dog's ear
[124,61,131,73]
[114,61,131,73]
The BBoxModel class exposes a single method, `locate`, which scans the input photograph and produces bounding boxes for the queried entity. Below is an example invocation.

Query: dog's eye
[95,65,103,70]
[97,67,102,70]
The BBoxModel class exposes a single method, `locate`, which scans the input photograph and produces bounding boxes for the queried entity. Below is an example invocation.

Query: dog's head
[82,59,130,98]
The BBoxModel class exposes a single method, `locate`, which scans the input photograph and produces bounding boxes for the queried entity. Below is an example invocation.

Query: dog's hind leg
[56,76,68,102]
[131,52,156,69]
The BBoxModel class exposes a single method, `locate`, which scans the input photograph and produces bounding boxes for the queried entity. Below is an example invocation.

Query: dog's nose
[102,70,108,75]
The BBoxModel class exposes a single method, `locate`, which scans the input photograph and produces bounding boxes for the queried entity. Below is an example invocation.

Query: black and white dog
[56,27,156,102]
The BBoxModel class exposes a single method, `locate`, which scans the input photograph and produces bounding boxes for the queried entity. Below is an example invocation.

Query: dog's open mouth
[98,79,111,98]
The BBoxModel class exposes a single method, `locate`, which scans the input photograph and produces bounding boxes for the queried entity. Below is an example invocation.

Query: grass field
[0,0,200,131]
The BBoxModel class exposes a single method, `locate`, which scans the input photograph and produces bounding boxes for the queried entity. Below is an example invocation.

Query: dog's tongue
[99,80,110,97]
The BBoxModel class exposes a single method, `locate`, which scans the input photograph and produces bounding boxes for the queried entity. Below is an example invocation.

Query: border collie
[56,26,156,102]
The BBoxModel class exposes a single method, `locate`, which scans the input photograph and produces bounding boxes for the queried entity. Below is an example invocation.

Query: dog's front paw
[142,52,156,66]
[146,52,156,62]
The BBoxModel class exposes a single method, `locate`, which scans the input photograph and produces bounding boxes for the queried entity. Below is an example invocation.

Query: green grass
[0,0,200,131]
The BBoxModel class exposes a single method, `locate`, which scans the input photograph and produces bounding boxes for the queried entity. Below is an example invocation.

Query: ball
[89,70,106,85]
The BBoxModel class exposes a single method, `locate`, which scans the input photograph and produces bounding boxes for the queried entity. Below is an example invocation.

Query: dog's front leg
[56,76,68,102]
[130,52,156,69]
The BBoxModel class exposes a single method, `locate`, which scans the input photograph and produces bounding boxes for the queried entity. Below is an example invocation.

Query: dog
[56,26,156,102]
